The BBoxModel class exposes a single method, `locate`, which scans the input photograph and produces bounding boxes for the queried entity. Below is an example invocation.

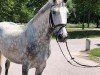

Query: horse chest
[26,42,50,58]
[28,48,51,68]
[26,42,51,66]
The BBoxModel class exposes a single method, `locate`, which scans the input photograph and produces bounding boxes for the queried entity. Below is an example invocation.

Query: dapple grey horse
[0,0,68,75]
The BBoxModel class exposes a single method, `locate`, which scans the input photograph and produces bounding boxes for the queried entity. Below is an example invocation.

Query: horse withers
[0,0,68,75]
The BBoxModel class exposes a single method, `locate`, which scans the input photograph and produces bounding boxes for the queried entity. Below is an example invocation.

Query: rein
[56,38,100,68]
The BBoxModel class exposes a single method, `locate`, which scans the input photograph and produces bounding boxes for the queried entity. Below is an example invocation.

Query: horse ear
[63,0,67,3]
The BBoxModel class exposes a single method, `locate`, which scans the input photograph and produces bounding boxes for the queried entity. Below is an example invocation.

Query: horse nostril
[64,36,67,40]
[58,34,62,39]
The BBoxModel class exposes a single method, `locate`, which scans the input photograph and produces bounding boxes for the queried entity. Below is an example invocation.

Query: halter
[48,5,67,42]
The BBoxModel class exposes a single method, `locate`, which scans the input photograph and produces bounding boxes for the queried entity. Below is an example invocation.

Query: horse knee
[5,60,10,69]
[0,52,2,75]
[0,66,2,75]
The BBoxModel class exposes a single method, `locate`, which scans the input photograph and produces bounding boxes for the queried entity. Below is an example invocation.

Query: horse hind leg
[0,51,2,75]
[5,59,10,75]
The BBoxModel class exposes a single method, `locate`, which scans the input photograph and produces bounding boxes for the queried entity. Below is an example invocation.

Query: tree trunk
[82,1,85,30]
[96,17,99,28]
[87,10,90,28]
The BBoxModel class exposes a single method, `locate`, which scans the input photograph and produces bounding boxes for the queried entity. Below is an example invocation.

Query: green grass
[89,48,100,63]
[67,23,96,28]
[89,48,100,57]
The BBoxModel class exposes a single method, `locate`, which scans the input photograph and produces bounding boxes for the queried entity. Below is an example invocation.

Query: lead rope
[56,38,100,68]
[56,38,83,68]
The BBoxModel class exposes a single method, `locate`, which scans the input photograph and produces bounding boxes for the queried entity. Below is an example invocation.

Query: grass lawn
[89,48,100,57]
[89,48,100,63]
[66,23,100,39]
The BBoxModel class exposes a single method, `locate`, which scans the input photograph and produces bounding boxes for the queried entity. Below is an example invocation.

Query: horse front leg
[35,62,46,75]
[0,51,2,75]
[5,59,10,75]
[22,62,29,75]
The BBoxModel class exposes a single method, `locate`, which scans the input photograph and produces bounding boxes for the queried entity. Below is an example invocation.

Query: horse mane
[25,1,53,43]
[25,0,66,41]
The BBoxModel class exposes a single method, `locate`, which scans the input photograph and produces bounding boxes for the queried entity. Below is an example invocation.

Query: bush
[67,23,96,28]
[67,29,100,39]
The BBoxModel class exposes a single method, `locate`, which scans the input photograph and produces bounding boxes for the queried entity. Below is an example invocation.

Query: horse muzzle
[56,27,68,42]
[57,34,67,42]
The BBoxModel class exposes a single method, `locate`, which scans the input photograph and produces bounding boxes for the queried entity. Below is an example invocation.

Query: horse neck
[25,9,52,44]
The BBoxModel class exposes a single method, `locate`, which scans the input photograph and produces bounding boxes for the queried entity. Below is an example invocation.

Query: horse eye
[52,11,56,15]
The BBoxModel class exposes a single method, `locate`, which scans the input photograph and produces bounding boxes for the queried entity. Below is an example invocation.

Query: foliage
[28,0,47,14]
[67,0,100,26]
[0,0,99,24]
[0,0,47,23]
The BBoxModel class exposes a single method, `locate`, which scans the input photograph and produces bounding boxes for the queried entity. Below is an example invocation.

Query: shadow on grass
[68,30,100,39]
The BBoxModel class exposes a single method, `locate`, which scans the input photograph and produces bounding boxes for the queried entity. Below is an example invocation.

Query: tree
[67,0,77,23]
[27,0,47,14]
[0,0,47,23]
[70,0,100,28]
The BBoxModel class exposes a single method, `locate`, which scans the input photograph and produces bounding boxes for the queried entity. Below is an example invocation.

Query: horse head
[49,0,68,42]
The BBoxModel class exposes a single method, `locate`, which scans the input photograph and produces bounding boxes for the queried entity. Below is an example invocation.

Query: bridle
[49,6,66,31]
